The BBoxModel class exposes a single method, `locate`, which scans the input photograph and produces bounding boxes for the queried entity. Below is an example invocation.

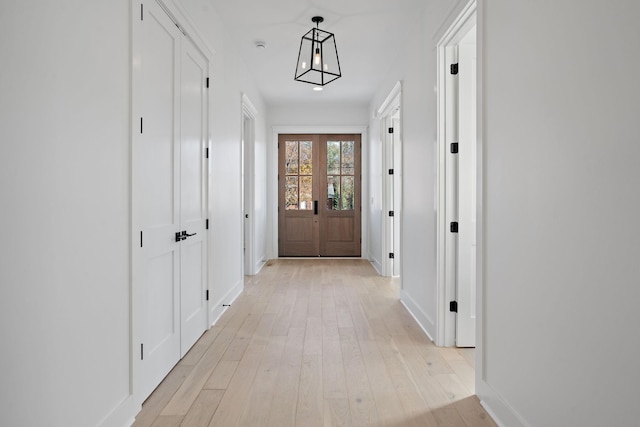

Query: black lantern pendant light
[294,16,342,86]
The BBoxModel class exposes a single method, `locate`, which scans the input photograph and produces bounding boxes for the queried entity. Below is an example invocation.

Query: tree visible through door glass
[285,140,313,210]
[327,140,355,210]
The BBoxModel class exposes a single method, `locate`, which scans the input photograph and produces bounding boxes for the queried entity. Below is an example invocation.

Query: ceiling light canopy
[294,16,342,86]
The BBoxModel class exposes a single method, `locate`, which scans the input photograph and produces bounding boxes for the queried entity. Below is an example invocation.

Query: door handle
[314,200,318,215]
[176,231,197,242]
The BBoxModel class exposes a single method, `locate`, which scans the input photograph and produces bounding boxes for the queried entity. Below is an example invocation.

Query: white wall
[0,1,267,425]
[479,1,640,426]
[0,2,132,426]
[368,1,455,339]
[370,1,640,425]
[368,116,384,271]
[268,103,369,128]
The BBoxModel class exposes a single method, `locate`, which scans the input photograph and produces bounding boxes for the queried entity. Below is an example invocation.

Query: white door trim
[269,125,369,260]
[375,82,402,277]
[155,0,216,58]
[436,0,477,347]
[375,81,402,119]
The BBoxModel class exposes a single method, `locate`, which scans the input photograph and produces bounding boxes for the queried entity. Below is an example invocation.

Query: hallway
[133,260,495,426]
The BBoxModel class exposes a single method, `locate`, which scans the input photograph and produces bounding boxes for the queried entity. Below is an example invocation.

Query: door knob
[181,230,197,238]
[175,232,185,242]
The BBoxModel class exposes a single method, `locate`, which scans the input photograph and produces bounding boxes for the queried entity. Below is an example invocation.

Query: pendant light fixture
[294,16,342,86]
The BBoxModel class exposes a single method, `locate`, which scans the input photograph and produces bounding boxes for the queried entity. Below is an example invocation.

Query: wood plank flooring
[133,259,496,427]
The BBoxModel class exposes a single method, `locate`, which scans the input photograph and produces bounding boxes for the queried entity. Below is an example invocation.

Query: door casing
[436,0,479,348]
[376,81,402,277]
[455,30,477,347]
[270,126,368,259]
[277,134,362,257]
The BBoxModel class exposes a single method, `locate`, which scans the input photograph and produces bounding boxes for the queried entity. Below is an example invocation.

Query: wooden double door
[278,134,361,257]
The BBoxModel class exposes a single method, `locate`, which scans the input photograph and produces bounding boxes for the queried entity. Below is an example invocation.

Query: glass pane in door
[285,140,313,210]
[327,175,340,210]
[285,176,298,210]
[341,176,354,210]
[300,176,312,210]
[326,140,355,211]
[285,141,298,174]
[327,141,340,175]
[341,141,354,175]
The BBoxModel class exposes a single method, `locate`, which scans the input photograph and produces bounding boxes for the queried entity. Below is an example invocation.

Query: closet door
[179,38,208,356]
[134,0,182,401]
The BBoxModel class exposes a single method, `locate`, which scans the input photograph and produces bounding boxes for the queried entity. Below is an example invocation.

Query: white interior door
[381,98,401,277]
[179,37,208,356]
[384,118,394,275]
[242,116,251,275]
[134,0,210,401]
[444,44,459,347]
[455,27,477,347]
[135,0,182,400]
[392,115,401,277]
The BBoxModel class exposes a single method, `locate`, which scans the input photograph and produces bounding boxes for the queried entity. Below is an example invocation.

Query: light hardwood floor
[133,259,496,427]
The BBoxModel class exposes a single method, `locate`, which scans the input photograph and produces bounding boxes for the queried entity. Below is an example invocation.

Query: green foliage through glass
[285,140,313,210]
[326,140,355,210]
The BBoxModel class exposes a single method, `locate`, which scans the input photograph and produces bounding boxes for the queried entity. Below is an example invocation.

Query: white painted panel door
[456,39,477,347]
[384,118,394,276]
[135,0,182,399]
[392,116,401,277]
[179,38,208,356]
[242,116,250,275]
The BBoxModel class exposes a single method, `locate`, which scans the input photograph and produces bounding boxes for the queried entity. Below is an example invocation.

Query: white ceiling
[206,0,427,107]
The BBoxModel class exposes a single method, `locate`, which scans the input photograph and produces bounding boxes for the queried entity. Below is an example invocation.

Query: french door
[133,0,209,402]
[278,134,361,257]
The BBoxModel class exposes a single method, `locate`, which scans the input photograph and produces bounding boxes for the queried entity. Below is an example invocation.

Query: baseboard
[476,379,529,427]
[209,304,227,328]
[209,279,243,326]
[97,395,136,427]
[370,255,382,275]
[399,290,436,341]
[254,258,267,275]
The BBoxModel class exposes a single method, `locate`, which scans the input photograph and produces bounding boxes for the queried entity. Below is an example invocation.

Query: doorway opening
[436,1,478,349]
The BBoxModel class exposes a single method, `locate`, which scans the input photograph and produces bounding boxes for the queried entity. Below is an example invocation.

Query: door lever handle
[176,231,197,242]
